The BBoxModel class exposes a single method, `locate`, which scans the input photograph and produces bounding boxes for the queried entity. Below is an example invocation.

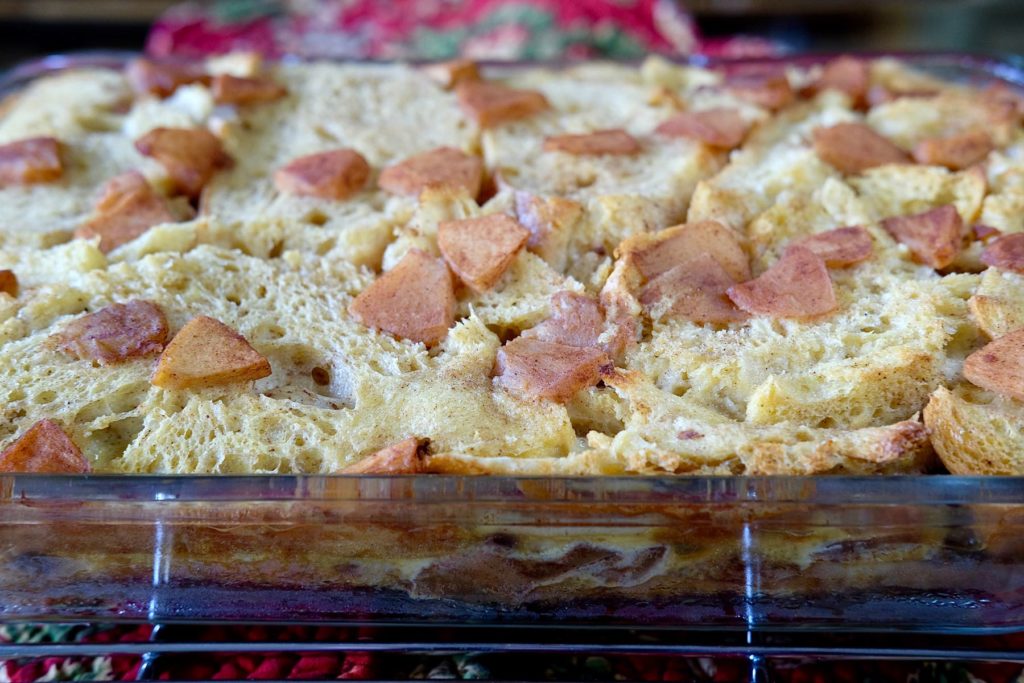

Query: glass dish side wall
[2,475,1023,631]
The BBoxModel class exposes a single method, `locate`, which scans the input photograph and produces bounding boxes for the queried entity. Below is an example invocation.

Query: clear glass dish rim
[2,49,1022,92]
[3,474,1024,505]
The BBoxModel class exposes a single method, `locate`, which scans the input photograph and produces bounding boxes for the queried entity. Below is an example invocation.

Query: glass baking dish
[0,52,1023,634]
[1,474,1023,632]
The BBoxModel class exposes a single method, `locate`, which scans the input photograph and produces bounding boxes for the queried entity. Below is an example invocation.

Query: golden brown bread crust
[925,384,1024,475]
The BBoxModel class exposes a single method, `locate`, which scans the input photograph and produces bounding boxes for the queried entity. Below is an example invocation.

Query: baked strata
[0,54,1022,475]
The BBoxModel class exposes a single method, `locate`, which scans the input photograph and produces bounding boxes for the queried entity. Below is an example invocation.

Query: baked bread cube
[925,384,1024,475]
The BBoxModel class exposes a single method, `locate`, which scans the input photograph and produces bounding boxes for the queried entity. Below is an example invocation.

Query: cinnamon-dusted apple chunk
[727,246,837,319]
[422,59,480,89]
[543,129,641,156]
[340,437,431,474]
[135,127,232,199]
[641,254,749,325]
[274,149,371,201]
[655,108,750,149]
[495,336,610,403]
[616,220,750,324]
[438,214,530,292]
[981,233,1024,274]
[152,315,271,390]
[348,249,455,347]
[963,328,1024,401]
[75,171,178,253]
[211,74,287,106]
[208,73,286,105]
[881,204,964,270]
[0,137,63,186]
[456,80,549,128]
[804,56,869,104]
[51,300,169,365]
[0,419,89,474]
[725,73,794,110]
[790,226,874,268]
[522,291,634,358]
[378,147,482,198]
[620,220,751,283]
[974,224,1002,243]
[812,122,910,174]
[523,291,604,349]
[125,57,209,98]
[0,269,16,297]
[912,130,993,171]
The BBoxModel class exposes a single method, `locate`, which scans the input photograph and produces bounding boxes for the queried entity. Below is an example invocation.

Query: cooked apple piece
[211,74,287,106]
[728,246,837,319]
[274,148,370,201]
[912,130,993,171]
[152,315,271,390]
[348,249,455,347]
[0,137,62,185]
[341,437,431,474]
[981,233,1024,274]
[0,419,89,474]
[812,123,910,174]
[52,300,169,365]
[0,269,16,297]
[125,58,209,97]
[791,226,873,268]
[620,220,751,283]
[973,224,1002,243]
[523,291,604,349]
[456,81,549,128]
[641,253,748,324]
[422,59,479,89]
[881,204,963,270]
[135,127,232,198]
[75,171,177,253]
[378,147,482,198]
[543,129,641,156]
[725,73,794,110]
[524,291,635,360]
[963,328,1024,401]
[655,108,750,149]
[438,214,530,292]
[804,56,869,104]
[494,336,609,403]
[90,171,151,213]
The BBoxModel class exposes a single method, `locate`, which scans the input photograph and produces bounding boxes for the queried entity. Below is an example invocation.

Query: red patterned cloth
[146,0,781,61]
[4,624,1024,681]
[0,624,149,681]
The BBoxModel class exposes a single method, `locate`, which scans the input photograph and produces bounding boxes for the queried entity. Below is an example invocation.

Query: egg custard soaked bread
[0,54,1022,477]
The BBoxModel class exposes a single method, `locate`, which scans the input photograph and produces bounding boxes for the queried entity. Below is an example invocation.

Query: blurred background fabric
[0,0,1019,65]
[143,0,712,60]
[141,0,784,61]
